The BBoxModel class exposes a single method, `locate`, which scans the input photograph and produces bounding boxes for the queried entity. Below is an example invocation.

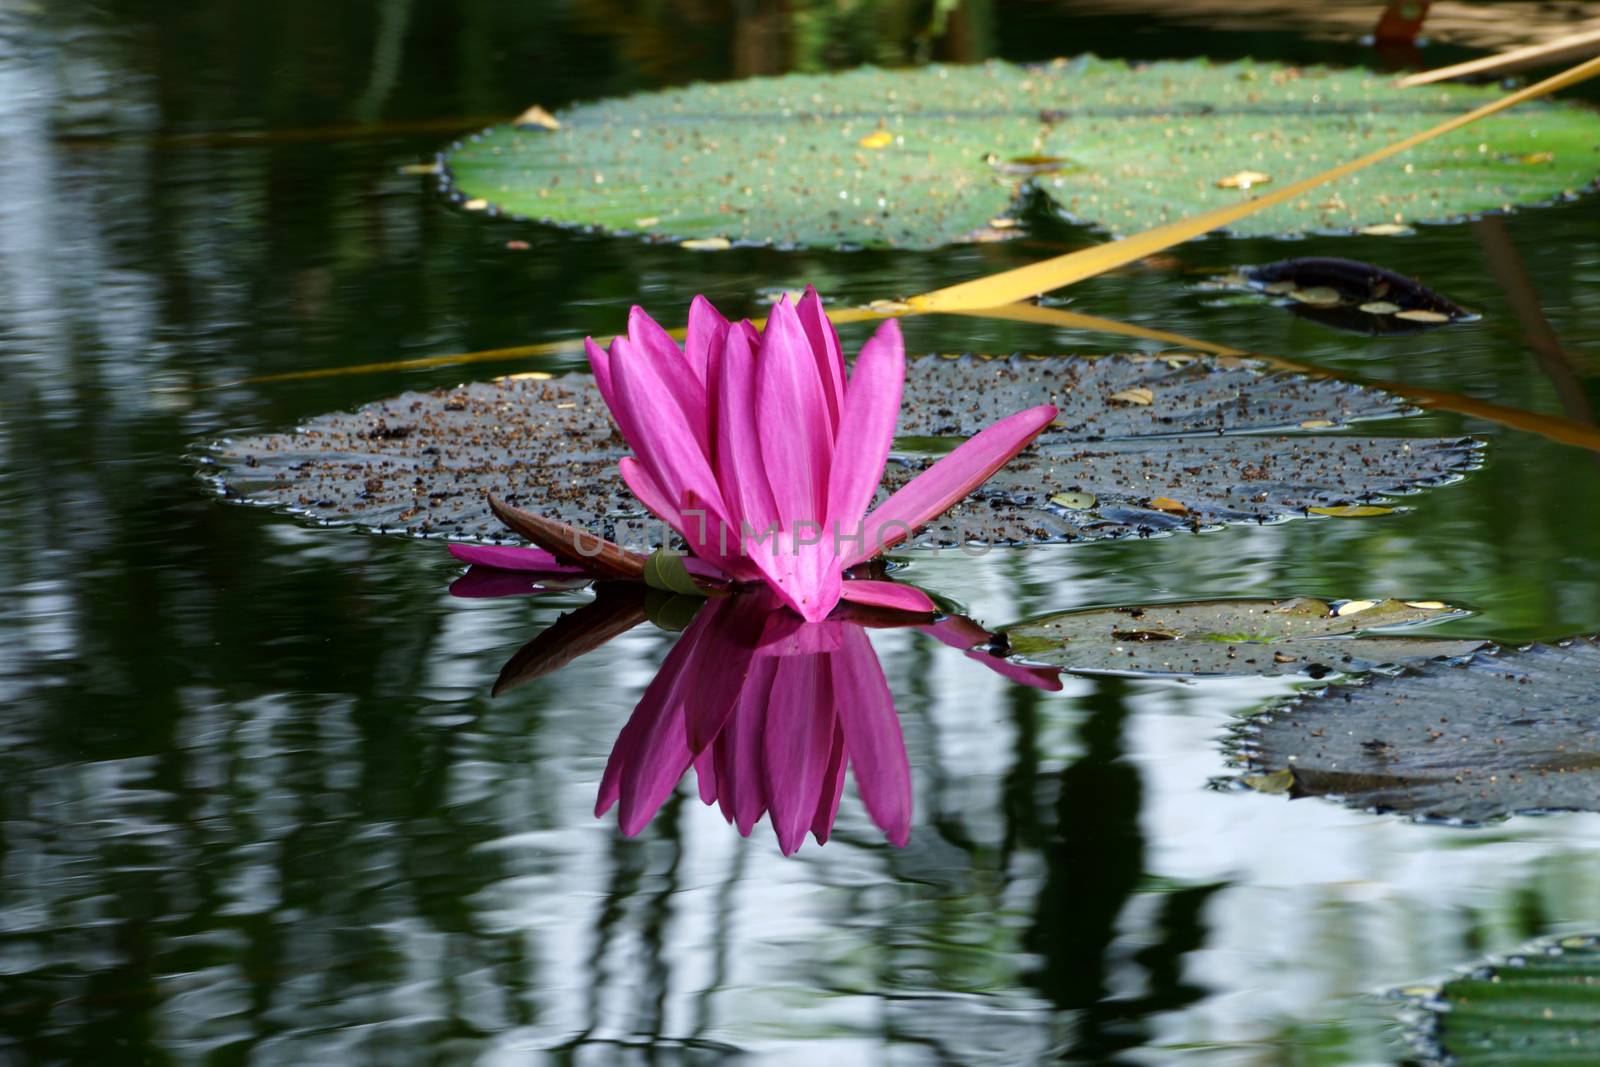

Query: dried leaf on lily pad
[1397,934,1600,1066]
[1208,257,1476,335]
[196,354,1480,548]
[998,597,1482,678]
[440,57,1600,249]
[1233,636,1600,823]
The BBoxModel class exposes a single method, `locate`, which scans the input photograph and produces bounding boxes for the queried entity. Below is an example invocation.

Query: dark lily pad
[197,354,1480,548]
[441,57,1600,249]
[997,597,1483,677]
[1233,636,1600,823]
[1399,934,1600,1066]
[1210,257,1478,335]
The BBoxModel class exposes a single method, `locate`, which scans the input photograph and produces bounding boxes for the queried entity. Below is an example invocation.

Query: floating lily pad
[997,597,1482,677]
[441,57,1600,249]
[197,354,1480,548]
[1399,934,1600,1065]
[1209,257,1477,335]
[1234,636,1600,823]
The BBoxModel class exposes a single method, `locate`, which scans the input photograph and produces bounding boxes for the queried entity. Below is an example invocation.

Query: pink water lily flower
[587,288,1058,622]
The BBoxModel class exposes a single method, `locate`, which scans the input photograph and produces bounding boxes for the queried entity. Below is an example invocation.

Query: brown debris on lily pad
[1210,257,1478,335]
[1233,635,1600,823]
[196,353,1481,549]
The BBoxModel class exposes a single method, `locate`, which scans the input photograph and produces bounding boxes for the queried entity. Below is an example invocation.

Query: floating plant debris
[1211,257,1477,335]
[198,354,1481,548]
[999,597,1481,677]
[1234,635,1600,822]
[1397,934,1600,1065]
[442,57,1600,249]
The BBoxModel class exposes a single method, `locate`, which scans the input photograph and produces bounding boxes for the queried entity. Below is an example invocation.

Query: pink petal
[611,343,732,524]
[852,404,1059,565]
[756,296,834,528]
[825,318,904,544]
[837,579,936,615]
[833,627,911,846]
[795,286,846,430]
[713,322,780,534]
[685,294,729,386]
[447,543,588,574]
[752,530,843,623]
[585,336,617,413]
[612,327,709,456]
[620,459,752,584]
[763,656,834,855]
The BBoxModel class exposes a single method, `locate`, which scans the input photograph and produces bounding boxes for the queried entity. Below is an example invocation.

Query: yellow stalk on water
[1397,26,1600,87]
[907,54,1600,312]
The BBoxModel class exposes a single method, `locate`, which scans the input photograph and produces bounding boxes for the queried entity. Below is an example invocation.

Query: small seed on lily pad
[512,104,562,130]
[463,198,489,211]
[1359,300,1402,314]
[680,237,732,251]
[1337,599,1379,616]
[1358,222,1412,236]
[1300,419,1335,429]
[1109,386,1154,405]
[1289,286,1342,306]
[1150,496,1188,514]
[1217,170,1271,189]
[1394,308,1452,323]
[858,130,893,149]
[1309,505,1396,517]
[1405,601,1448,609]
[634,216,660,227]
[1050,491,1096,510]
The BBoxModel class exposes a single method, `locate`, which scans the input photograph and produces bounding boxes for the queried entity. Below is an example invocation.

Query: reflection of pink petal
[447,543,588,574]
[839,579,935,614]
[755,612,844,655]
[596,623,700,832]
[811,722,848,845]
[763,656,835,855]
[964,650,1064,692]
[682,598,765,753]
[449,566,589,599]
[715,658,777,835]
[916,614,990,650]
[832,627,912,847]
[853,404,1058,564]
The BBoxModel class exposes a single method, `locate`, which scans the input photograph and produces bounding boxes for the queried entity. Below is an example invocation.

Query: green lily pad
[196,353,1479,548]
[442,56,1600,249]
[998,597,1482,677]
[1233,636,1600,823]
[1399,934,1600,1065]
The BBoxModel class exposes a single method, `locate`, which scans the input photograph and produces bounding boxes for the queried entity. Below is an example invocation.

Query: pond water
[3,3,1600,1064]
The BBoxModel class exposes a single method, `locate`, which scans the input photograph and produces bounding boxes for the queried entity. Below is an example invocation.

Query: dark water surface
[4,3,1600,1064]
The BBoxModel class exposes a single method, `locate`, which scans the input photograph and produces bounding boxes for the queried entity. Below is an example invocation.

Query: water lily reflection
[463,572,1058,854]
